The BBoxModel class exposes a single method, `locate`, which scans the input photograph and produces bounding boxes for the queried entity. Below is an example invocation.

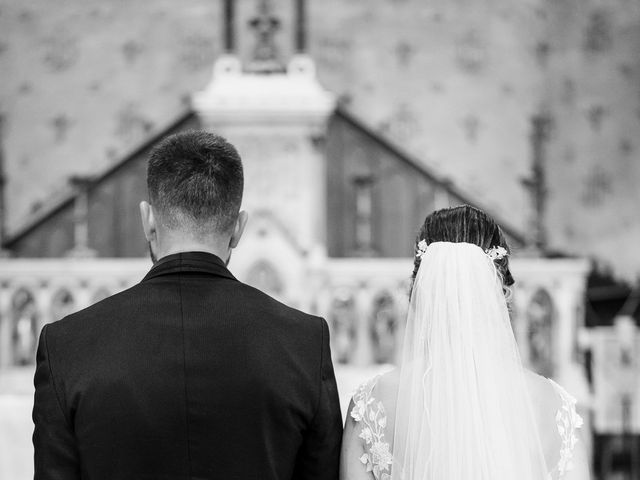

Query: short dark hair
[147,130,243,234]
[412,204,514,287]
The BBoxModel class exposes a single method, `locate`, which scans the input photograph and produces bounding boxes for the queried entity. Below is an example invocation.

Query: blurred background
[0,0,639,478]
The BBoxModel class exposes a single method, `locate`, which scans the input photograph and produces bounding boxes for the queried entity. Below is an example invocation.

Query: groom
[33,130,343,479]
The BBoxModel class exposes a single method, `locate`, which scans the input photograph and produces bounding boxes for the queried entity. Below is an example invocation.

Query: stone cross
[247,0,283,72]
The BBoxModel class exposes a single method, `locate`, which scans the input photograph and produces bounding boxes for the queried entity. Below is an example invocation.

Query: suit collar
[142,251,236,282]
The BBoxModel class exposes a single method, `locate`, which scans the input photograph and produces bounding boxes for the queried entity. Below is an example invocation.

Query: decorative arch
[51,288,76,322]
[329,290,357,364]
[526,288,555,377]
[369,290,398,364]
[11,288,38,366]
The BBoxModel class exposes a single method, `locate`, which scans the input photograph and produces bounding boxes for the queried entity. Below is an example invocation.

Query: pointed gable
[326,107,526,257]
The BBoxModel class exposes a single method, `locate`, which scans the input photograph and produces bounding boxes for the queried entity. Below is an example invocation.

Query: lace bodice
[350,376,584,480]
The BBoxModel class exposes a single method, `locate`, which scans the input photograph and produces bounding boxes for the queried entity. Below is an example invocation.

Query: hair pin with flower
[415,239,428,259]
[415,241,509,261]
[485,245,508,261]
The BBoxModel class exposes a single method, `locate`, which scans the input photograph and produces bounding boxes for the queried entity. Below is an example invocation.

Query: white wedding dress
[340,242,588,480]
[342,372,584,480]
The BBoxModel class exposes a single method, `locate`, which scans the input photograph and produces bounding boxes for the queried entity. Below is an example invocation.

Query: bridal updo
[411,205,515,296]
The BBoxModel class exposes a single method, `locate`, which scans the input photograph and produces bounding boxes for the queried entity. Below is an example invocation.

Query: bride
[340,205,590,480]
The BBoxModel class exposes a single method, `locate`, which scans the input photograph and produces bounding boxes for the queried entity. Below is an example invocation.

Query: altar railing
[0,258,149,368]
[0,256,590,382]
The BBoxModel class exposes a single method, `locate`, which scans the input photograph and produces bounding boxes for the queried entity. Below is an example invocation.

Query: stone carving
[561,78,575,105]
[455,30,487,74]
[122,40,144,65]
[462,115,481,143]
[587,105,607,132]
[50,114,72,143]
[584,9,613,53]
[395,41,414,67]
[535,41,551,68]
[42,33,80,72]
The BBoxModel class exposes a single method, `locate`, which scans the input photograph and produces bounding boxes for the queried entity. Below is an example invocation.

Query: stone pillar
[192,54,336,285]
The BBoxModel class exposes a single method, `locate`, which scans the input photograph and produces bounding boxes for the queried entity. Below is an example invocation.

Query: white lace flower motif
[370,441,393,474]
[485,245,508,261]
[416,239,428,259]
[352,376,393,480]
[351,398,367,422]
[359,426,373,443]
[550,380,584,478]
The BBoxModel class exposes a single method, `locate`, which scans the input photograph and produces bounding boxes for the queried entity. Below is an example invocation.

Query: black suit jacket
[33,252,342,480]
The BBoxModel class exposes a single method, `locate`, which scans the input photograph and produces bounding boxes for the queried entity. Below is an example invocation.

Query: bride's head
[411,205,514,296]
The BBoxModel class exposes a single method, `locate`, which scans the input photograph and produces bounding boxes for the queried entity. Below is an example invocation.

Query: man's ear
[139,201,157,242]
[229,210,248,249]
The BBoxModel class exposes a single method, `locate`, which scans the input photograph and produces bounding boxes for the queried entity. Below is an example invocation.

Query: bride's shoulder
[525,370,559,405]
[524,370,582,416]
[524,370,586,474]
[359,370,398,401]
[348,369,398,419]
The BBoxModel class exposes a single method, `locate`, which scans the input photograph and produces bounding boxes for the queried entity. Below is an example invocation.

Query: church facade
[0,21,591,422]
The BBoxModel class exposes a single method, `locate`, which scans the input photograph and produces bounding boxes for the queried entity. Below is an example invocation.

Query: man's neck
[155,239,230,264]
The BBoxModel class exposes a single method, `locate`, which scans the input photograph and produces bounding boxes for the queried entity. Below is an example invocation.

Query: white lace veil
[391,242,548,480]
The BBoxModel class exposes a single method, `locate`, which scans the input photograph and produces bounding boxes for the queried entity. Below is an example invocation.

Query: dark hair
[147,130,243,234]
[412,205,514,289]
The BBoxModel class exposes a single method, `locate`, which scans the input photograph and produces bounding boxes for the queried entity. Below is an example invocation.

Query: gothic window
[370,292,398,364]
[526,288,555,377]
[11,288,38,366]
[352,175,376,256]
[329,292,357,364]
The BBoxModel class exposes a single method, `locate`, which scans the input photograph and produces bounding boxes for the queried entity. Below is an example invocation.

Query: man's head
[140,130,247,263]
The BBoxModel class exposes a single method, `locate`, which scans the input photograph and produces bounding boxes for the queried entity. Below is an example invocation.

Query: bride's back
[374,369,561,464]
[341,368,580,480]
